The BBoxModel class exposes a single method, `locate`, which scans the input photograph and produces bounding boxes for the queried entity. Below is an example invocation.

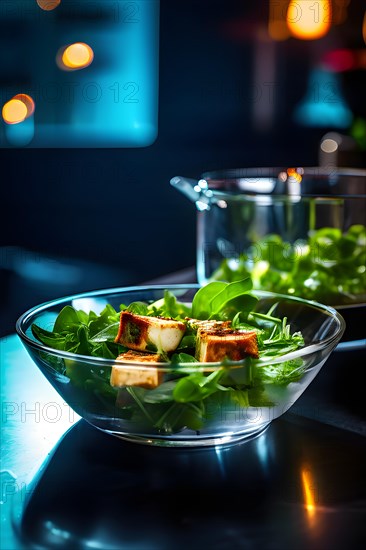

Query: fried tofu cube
[115,312,186,353]
[196,328,259,362]
[110,350,164,389]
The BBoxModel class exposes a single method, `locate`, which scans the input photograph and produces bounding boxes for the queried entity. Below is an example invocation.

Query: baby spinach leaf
[191,281,227,319]
[216,294,259,321]
[143,381,177,403]
[255,358,305,385]
[170,352,198,364]
[76,309,89,325]
[127,302,148,315]
[228,388,250,407]
[191,279,255,320]
[176,334,196,351]
[74,325,93,355]
[209,278,253,316]
[173,369,225,402]
[53,306,81,334]
[88,305,120,337]
[162,290,191,318]
[173,375,206,402]
[89,322,120,343]
[31,325,67,350]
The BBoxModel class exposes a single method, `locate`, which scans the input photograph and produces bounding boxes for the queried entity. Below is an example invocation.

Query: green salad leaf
[191,281,227,318]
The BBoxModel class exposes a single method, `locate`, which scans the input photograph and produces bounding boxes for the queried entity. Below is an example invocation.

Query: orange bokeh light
[36,0,61,11]
[13,94,36,117]
[60,43,94,70]
[287,0,332,40]
[2,94,36,125]
[287,168,303,183]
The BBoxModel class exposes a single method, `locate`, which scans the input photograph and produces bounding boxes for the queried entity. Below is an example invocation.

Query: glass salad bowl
[16,284,345,447]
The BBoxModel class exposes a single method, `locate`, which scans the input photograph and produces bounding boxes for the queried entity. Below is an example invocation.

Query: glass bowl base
[102,423,271,448]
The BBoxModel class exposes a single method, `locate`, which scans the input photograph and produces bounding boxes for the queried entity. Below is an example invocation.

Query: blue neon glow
[293,68,353,129]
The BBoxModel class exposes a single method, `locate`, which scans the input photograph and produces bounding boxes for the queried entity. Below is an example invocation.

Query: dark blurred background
[1,0,366,335]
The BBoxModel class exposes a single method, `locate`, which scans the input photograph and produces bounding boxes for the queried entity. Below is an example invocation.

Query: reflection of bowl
[16,285,345,447]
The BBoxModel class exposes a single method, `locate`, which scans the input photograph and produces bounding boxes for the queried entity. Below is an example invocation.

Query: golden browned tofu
[196,328,259,362]
[115,312,186,353]
[110,350,164,389]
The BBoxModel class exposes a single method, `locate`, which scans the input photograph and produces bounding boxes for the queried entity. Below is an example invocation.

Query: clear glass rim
[200,166,366,200]
[16,284,346,371]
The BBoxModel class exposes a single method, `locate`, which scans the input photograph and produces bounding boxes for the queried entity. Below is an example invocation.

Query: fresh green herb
[147,290,191,319]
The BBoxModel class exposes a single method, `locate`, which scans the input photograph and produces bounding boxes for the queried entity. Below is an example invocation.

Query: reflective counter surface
[1,322,365,549]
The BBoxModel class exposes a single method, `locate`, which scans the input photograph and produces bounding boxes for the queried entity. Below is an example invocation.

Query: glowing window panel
[287,0,332,40]
[1,1,160,148]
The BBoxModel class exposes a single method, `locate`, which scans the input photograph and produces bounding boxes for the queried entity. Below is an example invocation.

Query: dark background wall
[1,0,365,334]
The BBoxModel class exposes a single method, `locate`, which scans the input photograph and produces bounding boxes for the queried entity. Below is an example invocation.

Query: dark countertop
[1,268,365,550]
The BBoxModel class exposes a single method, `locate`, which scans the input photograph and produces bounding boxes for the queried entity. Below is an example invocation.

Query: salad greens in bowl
[16,280,345,447]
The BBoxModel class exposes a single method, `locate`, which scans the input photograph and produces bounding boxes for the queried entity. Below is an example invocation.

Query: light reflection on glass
[255,432,270,473]
[287,0,332,40]
[214,446,227,478]
[44,521,71,541]
[214,434,234,446]
[301,466,317,524]
[71,298,109,315]
[238,178,276,193]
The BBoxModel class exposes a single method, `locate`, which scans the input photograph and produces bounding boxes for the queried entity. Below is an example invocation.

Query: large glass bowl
[171,168,366,307]
[16,285,345,447]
